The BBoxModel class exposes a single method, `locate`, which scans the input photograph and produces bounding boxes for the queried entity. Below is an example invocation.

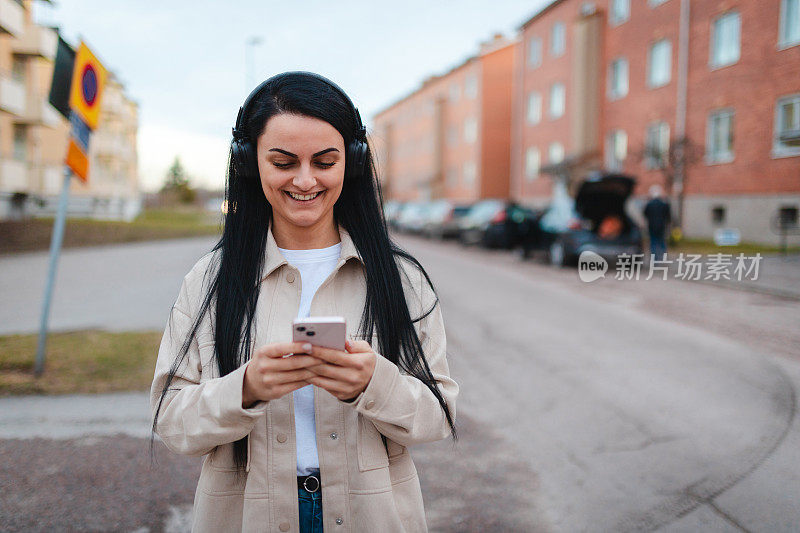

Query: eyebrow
[268,147,339,158]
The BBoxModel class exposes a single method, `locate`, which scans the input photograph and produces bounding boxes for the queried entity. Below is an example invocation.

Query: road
[1,234,798,532]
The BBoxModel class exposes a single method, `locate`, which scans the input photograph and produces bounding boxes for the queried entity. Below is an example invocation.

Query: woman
[149,71,458,533]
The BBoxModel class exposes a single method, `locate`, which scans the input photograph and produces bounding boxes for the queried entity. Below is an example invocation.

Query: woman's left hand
[304,339,377,401]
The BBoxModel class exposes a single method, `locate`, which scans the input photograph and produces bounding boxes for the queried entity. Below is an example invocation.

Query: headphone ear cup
[232,139,259,179]
[348,140,368,178]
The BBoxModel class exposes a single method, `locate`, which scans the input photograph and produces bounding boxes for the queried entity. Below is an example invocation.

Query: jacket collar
[261,220,364,281]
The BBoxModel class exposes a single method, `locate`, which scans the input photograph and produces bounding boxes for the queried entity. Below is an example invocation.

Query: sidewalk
[661,251,800,300]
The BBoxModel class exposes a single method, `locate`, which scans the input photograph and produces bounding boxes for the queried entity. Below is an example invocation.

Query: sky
[33,0,549,192]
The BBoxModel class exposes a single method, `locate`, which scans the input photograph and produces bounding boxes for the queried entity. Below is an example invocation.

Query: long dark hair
[150,72,457,474]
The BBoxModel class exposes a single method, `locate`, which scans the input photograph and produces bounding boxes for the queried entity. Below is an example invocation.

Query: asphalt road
[1,234,798,532]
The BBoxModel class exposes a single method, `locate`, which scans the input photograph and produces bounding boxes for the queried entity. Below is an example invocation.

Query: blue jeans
[298,486,323,533]
[649,228,667,260]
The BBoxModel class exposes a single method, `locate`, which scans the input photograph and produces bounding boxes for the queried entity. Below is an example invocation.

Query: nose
[292,162,316,191]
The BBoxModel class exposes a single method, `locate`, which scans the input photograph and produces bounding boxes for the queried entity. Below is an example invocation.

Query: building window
[780,0,800,48]
[605,129,627,171]
[549,83,565,119]
[449,82,461,102]
[527,91,542,124]
[548,142,565,164]
[447,167,459,188]
[465,74,478,99]
[525,147,541,181]
[610,0,630,25]
[528,37,542,68]
[779,206,799,228]
[711,206,726,224]
[463,117,478,144]
[550,22,565,57]
[463,161,476,184]
[645,121,670,169]
[706,109,735,163]
[447,125,458,146]
[649,0,669,6]
[13,124,27,161]
[12,56,26,83]
[647,39,672,88]
[711,12,741,68]
[774,94,800,156]
[608,57,629,100]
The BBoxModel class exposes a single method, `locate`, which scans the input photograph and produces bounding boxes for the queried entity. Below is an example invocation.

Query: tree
[636,136,702,229]
[160,156,196,204]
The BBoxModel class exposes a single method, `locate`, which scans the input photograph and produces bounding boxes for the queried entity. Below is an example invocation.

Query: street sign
[68,41,107,131]
[714,228,741,246]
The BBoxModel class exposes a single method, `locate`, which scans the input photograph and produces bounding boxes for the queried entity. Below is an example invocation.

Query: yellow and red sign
[68,42,107,131]
[65,41,106,182]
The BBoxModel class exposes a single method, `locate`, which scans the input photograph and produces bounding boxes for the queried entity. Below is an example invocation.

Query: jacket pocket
[198,456,248,496]
[357,414,390,472]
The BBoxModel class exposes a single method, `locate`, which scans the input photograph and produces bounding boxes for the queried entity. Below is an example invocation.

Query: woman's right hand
[242,341,319,407]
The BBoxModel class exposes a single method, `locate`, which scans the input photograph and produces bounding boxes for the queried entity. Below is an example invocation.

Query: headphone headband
[233,71,365,140]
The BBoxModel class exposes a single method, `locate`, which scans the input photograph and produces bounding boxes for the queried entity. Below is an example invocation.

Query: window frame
[706,108,736,164]
[773,93,800,158]
[645,121,671,169]
[528,37,543,68]
[548,142,565,164]
[647,39,672,88]
[605,129,628,171]
[550,22,566,57]
[527,91,542,124]
[608,57,629,100]
[525,146,541,181]
[710,11,741,70]
[549,82,566,119]
[779,0,800,49]
[610,0,630,26]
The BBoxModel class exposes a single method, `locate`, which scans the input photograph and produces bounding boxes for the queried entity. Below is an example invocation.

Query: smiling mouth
[284,190,324,202]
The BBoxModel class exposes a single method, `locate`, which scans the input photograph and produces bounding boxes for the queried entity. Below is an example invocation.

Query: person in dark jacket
[643,184,672,260]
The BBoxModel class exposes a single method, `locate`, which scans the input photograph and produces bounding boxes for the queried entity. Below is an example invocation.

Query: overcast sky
[34,0,548,192]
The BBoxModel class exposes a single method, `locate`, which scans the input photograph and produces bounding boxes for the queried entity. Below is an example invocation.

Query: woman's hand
[304,339,377,402]
[242,341,320,407]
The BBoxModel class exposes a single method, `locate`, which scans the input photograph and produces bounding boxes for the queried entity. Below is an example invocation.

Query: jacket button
[279,522,290,531]
[365,400,375,410]
[276,433,287,443]
[335,517,343,525]
[286,272,295,283]
[329,432,338,440]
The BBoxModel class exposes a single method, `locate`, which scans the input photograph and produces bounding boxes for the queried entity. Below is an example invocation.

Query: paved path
[1,235,799,532]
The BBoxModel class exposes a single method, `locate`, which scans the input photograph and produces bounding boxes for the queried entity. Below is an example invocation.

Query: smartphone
[292,316,346,351]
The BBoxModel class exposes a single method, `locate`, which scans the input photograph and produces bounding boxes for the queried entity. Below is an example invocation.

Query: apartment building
[371,34,515,202]
[0,0,140,221]
[512,0,800,246]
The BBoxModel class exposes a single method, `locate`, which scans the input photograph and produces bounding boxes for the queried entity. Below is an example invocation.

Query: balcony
[0,0,24,37]
[0,70,26,115]
[12,24,58,60]
[0,158,28,192]
[16,97,62,127]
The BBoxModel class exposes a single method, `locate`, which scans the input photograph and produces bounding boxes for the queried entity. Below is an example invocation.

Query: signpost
[34,38,107,377]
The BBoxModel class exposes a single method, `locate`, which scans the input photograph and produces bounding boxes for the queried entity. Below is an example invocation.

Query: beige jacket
[149,223,458,532]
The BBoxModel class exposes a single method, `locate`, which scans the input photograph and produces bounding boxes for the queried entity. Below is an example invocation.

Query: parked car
[421,200,472,239]
[382,200,403,229]
[519,172,643,266]
[458,199,539,248]
[395,201,430,234]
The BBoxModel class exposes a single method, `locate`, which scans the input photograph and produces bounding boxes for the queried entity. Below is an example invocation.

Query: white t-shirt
[276,241,342,476]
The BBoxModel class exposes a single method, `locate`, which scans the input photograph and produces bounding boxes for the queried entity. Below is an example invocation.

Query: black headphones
[231,71,369,180]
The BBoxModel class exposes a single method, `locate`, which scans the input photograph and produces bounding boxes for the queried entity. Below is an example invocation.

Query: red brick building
[511,0,800,246]
[371,35,515,202]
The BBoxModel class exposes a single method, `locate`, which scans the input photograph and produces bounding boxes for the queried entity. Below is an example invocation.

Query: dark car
[458,199,539,248]
[421,200,472,239]
[520,173,643,266]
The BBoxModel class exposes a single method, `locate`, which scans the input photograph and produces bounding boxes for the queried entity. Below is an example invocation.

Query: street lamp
[245,36,263,90]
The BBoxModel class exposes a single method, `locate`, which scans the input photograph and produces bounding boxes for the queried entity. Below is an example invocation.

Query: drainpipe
[674,0,690,229]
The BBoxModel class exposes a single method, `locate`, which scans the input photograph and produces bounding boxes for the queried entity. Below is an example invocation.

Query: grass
[0,329,163,396]
[0,206,223,255]
[668,237,800,256]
